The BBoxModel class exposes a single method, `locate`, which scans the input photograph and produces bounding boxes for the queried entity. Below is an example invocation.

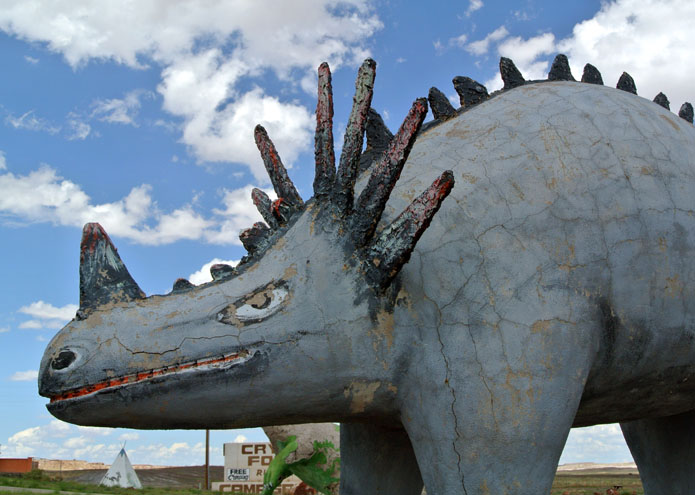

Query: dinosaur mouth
[49,350,251,403]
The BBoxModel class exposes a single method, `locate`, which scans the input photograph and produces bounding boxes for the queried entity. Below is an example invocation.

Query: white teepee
[100,448,142,489]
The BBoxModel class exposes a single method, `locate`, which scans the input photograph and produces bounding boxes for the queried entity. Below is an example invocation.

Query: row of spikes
[240,59,454,289]
[77,59,454,314]
[426,54,694,124]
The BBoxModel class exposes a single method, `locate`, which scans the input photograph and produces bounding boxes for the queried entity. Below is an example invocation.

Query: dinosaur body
[39,57,695,494]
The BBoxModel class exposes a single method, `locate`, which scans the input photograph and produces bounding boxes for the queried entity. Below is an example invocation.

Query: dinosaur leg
[339,422,424,495]
[621,409,695,494]
[402,318,596,494]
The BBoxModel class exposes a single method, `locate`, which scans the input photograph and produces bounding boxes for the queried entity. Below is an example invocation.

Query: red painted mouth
[49,350,249,403]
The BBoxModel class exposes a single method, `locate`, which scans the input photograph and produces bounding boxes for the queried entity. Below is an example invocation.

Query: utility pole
[204,429,210,490]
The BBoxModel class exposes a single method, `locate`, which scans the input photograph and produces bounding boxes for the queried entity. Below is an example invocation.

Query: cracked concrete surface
[39,81,695,494]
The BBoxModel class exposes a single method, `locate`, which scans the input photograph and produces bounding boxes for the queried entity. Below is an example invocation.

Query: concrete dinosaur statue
[39,54,695,494]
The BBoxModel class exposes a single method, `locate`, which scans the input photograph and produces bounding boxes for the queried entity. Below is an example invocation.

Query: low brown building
[0,457,38,474]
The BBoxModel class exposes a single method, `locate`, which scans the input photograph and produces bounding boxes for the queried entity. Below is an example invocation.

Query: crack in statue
[39,55,695,494]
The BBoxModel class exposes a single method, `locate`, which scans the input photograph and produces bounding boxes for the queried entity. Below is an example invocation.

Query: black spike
[239,222,272,255]
[352,98,428,247]
[679,102,694,123]
[172,278,194,292]
[78,223,145,316]
[653,93,670,110]
[452,76,488,107]
[251,188,278,230]
[210,264,236,281]
[428,87,456,121]
[548,54,575,81]
[500,57,525,90]
[254,125,303,209]
[581,64,603,85]
[367,171,455,289]
[313,62,335,199]
[358,109,394,175]
[616,72,637,94]
[334,58,377,214]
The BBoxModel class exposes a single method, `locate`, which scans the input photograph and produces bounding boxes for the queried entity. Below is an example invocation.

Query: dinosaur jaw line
[48,349,252,404]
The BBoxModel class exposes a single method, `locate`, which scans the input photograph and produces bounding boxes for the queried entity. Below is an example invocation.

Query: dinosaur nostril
[51,350,76,370]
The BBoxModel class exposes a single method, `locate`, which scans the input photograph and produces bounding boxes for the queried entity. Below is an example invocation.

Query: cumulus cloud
[0,162,274,245]
[18,301,78,330]
[10,370,38,381]
[24,55,38,64]
[0,327,9,334]
[0,151,6,170]
[560,424,632,464]
[0,1,382,178]
[470,0,695,106]
[3,420,225,465]
[233,434,248,443]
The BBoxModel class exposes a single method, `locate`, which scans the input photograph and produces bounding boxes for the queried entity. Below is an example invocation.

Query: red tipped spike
[367,171,455,289]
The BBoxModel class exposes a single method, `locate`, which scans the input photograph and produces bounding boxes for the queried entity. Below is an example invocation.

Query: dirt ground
[50,466,224,488]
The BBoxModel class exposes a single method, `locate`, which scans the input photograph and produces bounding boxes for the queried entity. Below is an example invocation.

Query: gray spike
[352,98,428,247]
[254,125,303,209]
[79,223,145,317]
[313,62,335,199]
[548,54,575,81]
[210,264,236,281]
[452,76,488,107]
[500,57,525,90]
[653,93,670,110]
[428,87,456,121]
[679,102,694,123]
[334,58,377,214]
[616,72,637,94]
[172,278,195,292]
[581,64,603,85]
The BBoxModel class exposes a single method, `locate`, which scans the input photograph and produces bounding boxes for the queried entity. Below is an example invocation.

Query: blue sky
[1,0,693,467]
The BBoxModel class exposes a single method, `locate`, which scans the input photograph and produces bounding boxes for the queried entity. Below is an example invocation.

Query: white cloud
[0,161,276,246]
[66,118,91,140]
[188,258,240,286]
[475,0,695,107]
[448,34,468,48]
[91,90,151,126]
[558,0,695,109]
[0,1,382,178]
[0,151,6,170]
[466,0,483,16]
[0,327,9,334]
[119,432,140,441]
[24,55,38,64]
[18,301,77,330]
[466,26,509,56]
[5,110,60,134]
[233,434,247,443]
[560,424,632,464]
[18,301,77,320]
[10,370,38,381]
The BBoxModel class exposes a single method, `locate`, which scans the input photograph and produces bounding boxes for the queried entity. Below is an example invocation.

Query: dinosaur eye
[217,282,289,325]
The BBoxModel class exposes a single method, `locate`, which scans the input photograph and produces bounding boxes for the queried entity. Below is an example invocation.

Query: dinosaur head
[38,59,454,429]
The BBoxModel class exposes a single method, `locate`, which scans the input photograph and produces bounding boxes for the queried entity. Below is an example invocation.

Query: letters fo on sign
[222,442,302,485]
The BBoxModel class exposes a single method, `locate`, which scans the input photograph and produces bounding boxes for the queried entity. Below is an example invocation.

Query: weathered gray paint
[39,59,695,494]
